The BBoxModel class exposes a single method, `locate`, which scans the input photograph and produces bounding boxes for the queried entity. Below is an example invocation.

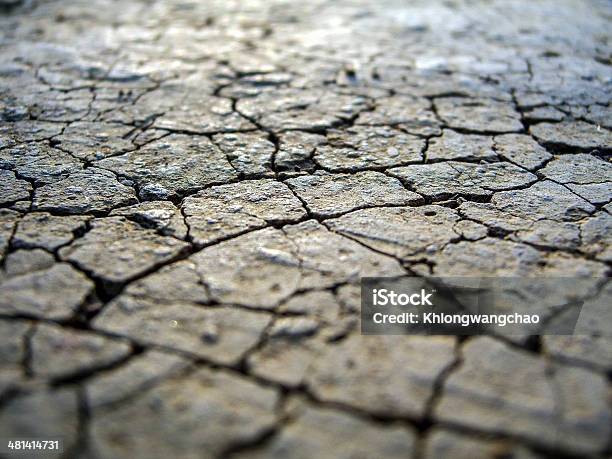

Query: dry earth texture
[0,0,611,458]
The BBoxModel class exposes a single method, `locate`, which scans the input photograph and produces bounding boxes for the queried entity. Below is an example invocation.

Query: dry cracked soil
[0,0,611,458]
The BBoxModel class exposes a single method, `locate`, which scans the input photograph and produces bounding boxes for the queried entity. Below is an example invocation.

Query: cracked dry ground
[0,0,611,458]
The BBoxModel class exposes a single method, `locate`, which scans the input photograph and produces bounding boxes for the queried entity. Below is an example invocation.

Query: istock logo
[372,288,434,306]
